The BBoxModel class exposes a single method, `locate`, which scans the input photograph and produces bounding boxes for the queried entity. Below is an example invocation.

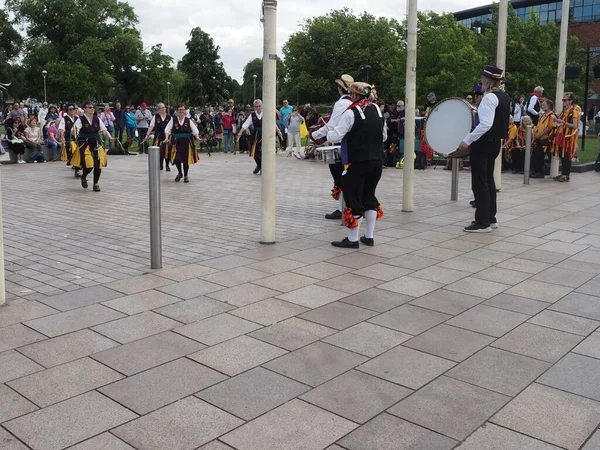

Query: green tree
[0,10,24,100]
[240,57,287,105]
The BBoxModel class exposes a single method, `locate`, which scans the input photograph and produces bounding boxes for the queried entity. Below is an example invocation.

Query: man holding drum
[326,82,387,248]
[458,65,511,233]
[310,74,354,220]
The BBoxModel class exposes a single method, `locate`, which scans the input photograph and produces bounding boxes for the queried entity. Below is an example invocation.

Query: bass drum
[424,98,475,158]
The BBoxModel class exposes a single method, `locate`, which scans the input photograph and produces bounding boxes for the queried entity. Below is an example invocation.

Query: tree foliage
[239,57,287,105]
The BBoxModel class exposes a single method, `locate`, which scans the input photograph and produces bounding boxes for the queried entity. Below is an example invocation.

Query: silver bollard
[451,157,459,201]
[148,146,162,269]
[524,124,532,185]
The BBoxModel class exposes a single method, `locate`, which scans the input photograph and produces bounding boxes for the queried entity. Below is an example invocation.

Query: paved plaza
[0,152,600,450]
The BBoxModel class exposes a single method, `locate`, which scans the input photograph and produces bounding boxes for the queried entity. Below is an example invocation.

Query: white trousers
[287,132,303,156]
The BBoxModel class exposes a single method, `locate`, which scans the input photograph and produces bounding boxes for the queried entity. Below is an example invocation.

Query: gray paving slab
[518,249,571,264]
[409,289,484,315]
[8,357,123,408]
[0,427,30,450]
[0,301,58,328]
[230,298,308,325]
[152,263,219,281]
[528,310,600,336]
[174,313,262,345]
[300,370,412,424]
[3,391,137,450]
[582,429,600,450]
[378,276,444,297]
[0,383,38,423]
[411,266,472,285]
[404,324,495,362]
[24,304,126,337]
[196,367,310,421]
[491,383,600,450]
[472,266,533,285]
[326,252,386,269]
[102,289,182,315]
[37,285,122,311]
[112,396,243,450]
[189,335,287,376]
[573,332,600,359]
[0,323,46,353]
[249,317,336,351]
[437,256,494,273]
[283,248,343,264]
[154,296,234,323]
[67,433,136,450]
[340,288,412,312]
[385,254,440,270]
[0,350,43,383]
[99,358,226,414]
[389,376,509,441]
[105,274,174,295]
[496,257,553,274]
[202,267,271,287]
[92,310,180,344]
[246,257,307,274]
[446,305,529,337]
[457,423,562,449]
[276,284,349,308]
[577,277,600,297]
[291,261,354,280]
[338,413,458,450]
[318,273,383,294]
[91,331,205,376]
[198,442,236,450]
[483,293,550,315]
[253,272,318,292]
[221,399,357,450]
[16,329,118,368]
[446,347,551,396]
[323,322,412,357]
[264,341,368,386]
[206,283,280,307]
[368,304,451,335]
[358,345,456,389]
[445,277,510,299]
[157,278,224,299]
[299,301,377,330]
[549,291,600,320]
[532,267,596,289]
[538,353,600,402]
[505,279,574,303]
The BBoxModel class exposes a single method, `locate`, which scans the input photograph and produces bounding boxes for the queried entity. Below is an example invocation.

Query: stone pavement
[0,152,600,450]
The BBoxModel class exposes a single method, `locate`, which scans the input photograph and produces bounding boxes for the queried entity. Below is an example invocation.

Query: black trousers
[329,163,343,189]
[510,148,524,173]
[343,160,382,217]
[254,155,261,169]
[160,143,170,169]
[561,156,572,176]
[114,125,124,142]
[532,139,548,175]
[82,150,101,184]
[470,139,501,227]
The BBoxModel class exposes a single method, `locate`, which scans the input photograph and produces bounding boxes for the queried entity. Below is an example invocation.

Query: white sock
[348,217,362,242]
[365,210,377,239]
[337,196,344,212]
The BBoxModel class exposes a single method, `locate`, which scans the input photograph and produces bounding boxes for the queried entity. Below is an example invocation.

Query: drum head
[424,98,474,154]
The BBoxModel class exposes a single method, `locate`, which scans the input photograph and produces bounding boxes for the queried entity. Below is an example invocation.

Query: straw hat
[335,74,354,92]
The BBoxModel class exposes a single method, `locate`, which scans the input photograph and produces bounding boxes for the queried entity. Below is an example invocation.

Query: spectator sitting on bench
[47,119,61,161]
[6,118,26,163]
[24,117,46,163]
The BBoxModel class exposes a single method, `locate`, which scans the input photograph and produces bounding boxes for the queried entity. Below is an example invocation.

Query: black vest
[481,91,511,141]
[346,104,384,163]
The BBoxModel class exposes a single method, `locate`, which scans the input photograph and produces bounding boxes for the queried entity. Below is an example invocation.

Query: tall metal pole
[253,74,257,100]
[0,168,5,306]
[42,70,47,104]
[402,0,418,212]
[552,0,570,178]
[261,0,277,244]
[148,146,162,269]
[582,48,591,153]
[494,0,508,191]
[167,82,171,111]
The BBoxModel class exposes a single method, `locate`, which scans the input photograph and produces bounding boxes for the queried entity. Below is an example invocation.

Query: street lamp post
[253,74,257,100]
[364,65,372,83]
[167,82,171,111]
[41,70,47,103]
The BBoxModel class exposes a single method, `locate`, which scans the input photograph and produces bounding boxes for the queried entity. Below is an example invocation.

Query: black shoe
[469,200,476,206]
[175,174,182,182]
[531,173,544,179]
[160,166,163,171]
[253,166,260,174]
[93,184,101,192]
[81,178,88,189]
[184,176,189,183]
[464,223,492,233]
[166,166,171,172]
[360,236,374,246]
[332,237,359,248]
[325,210,342,220]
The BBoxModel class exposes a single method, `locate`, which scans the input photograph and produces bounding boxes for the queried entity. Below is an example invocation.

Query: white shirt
[149,114,169,128]
[164,116,199,136]
[58,115,77,133]
[73,115,108,134]
[463,92,499,145]
[326,104,388,144]
[38,108,48,126]
[527,95,540,117]
[513,103,523,122]
[312,95,352,142]
[241,112,262,131]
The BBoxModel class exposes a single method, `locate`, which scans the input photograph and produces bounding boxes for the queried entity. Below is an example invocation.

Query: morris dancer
[72,101,114,192]
[327,82,387,248]
[59,103,80,177]
[311,74,354,219]
[532,99,555,178]
[145,103,172,171]
[551,92,579,182]
[236,99,282,175]
[163,104,201,183]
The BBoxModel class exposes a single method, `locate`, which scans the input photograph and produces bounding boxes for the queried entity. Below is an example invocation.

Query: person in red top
[221,107,237,154]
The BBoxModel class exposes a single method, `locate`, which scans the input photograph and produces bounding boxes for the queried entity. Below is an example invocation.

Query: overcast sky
[133,0,492,82]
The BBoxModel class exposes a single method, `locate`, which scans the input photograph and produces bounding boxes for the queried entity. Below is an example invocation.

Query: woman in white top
[513,96,525,125]
[23,117,46,163]
[286,106,305,159]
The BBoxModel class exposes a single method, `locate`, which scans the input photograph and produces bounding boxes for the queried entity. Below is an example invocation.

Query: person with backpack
[526,86,544,125]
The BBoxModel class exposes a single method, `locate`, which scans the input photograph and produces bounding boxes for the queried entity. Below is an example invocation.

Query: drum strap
[352,103,382,121]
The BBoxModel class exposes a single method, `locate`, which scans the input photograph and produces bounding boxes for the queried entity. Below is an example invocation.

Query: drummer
[458,65,511,233]
[310,74,354,220]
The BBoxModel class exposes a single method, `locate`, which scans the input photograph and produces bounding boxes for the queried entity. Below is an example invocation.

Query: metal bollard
[0,167,5,306]
[451,157,459,201]
[524,124,532,184]
[148,146,162,269]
